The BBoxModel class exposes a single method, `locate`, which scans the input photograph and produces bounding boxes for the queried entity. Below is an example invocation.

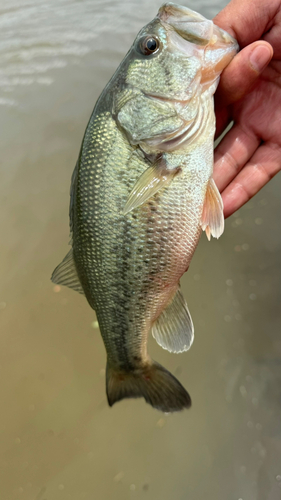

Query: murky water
[1,1,281,499]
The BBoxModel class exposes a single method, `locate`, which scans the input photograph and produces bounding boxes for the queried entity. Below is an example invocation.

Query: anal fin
[51,249,84,295]
[152,287,194,353]
[201,177,224,240]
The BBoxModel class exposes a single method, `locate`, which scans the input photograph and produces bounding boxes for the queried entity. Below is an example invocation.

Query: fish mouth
[157,2,214,46]
[158,2,238,48]
[157,3,239,79]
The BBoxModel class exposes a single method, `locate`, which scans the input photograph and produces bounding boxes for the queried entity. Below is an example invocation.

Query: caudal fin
[106,360,191,412]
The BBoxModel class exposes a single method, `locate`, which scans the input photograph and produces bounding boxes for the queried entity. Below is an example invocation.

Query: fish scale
[52,3,238,412]
[76,109,196,360]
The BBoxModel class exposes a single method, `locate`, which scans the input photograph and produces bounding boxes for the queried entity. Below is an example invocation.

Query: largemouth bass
[52,3,238,412]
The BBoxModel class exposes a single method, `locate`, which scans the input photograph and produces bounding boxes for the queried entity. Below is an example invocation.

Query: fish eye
[139,36,160,56]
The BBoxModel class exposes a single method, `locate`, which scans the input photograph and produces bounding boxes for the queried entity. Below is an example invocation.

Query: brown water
[1,1,281,499]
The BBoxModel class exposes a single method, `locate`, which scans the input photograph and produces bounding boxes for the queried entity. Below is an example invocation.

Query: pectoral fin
[152,287,194,353]
[123,164,180,215]
[201,178,224,240]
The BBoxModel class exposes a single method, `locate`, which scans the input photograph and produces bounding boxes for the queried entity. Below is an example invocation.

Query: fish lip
[157,3,208,25]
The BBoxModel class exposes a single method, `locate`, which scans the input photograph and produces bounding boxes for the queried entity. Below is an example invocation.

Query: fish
[52,3,238,412]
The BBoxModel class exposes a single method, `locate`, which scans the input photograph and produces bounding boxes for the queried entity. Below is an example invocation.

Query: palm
[214,61,281,217]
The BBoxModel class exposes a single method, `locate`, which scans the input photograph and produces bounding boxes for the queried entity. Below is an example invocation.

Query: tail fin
[106,360,191,412]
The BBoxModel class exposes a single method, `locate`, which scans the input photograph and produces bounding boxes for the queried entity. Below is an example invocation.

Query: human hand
[213,0,281,218]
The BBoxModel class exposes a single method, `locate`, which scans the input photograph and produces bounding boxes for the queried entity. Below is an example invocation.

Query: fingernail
[250,44,272,73]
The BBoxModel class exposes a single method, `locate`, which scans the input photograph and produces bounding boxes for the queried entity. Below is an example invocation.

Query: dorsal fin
[51,249,84,295]
[151,287,194,353]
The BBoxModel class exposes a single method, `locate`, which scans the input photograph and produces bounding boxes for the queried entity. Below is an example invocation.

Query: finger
[215,42,273,137]
[213,0,280,46]
[263,10,281,56]
[221,142,281,218]
[213,123,260,192]
[215,41,273,110]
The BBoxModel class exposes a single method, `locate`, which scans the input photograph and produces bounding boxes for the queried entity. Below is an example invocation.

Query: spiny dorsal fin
[201,177,224,240]
[151,288,194,353]
[51,249,84,295]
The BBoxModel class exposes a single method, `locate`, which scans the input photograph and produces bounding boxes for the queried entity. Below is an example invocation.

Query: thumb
[215,41,273,108]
